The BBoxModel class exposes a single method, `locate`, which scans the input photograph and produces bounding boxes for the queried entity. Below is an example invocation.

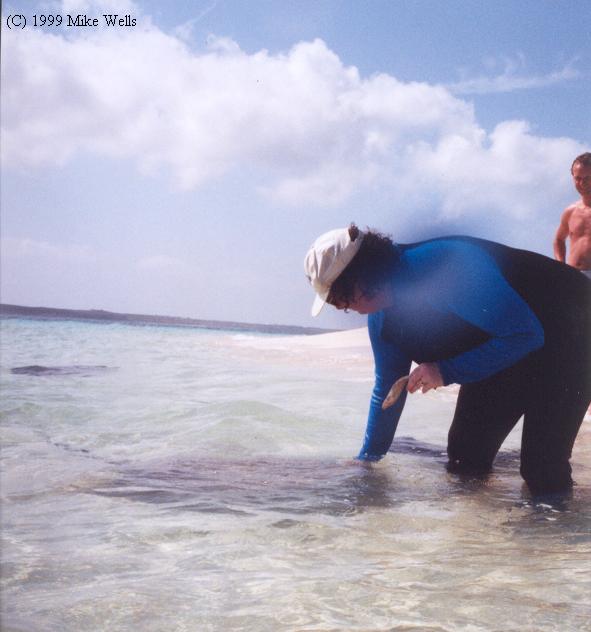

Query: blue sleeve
[417,241,545,385]
[357,311,412,461]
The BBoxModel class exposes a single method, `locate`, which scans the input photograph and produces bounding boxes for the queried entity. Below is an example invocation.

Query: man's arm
[553,207,573,262]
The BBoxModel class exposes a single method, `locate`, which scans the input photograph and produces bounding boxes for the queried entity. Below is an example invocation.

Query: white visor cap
[304,226,365,316]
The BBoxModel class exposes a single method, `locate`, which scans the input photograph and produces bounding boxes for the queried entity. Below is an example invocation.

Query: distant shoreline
[0,303,337,336]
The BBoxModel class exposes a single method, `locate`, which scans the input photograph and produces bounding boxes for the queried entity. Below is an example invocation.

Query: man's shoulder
[562,202,591,226]
[563,201,591,215]
[558,204,577,226]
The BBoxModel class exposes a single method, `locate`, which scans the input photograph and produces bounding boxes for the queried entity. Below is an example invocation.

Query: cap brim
[311,293,327,317]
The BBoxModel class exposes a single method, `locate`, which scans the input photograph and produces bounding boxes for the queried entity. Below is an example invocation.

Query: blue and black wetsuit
[359,236,591,494]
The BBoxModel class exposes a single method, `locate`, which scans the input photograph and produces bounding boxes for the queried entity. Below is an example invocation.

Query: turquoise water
[1,318,590,631]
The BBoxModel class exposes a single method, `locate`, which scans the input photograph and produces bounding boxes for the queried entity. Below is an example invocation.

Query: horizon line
[0,303,338,336]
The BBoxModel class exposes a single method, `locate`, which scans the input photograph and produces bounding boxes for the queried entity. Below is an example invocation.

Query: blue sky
[2,0,590,329]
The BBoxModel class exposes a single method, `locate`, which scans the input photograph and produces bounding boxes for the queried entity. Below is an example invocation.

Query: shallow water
[1,318,590,631]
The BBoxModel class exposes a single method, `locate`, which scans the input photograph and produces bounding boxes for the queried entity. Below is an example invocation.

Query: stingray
[10,365,116,377]
[82,437,449,516]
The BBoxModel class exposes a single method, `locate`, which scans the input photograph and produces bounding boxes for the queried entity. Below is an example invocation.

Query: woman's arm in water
[357,311,411,461]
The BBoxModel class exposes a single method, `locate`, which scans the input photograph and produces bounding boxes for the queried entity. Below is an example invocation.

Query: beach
[1,316,590,632]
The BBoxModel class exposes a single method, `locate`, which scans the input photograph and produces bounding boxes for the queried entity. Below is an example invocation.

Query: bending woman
[304,225,591,495]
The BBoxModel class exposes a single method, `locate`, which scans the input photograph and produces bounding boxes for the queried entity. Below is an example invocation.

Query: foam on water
[1,317,590,632]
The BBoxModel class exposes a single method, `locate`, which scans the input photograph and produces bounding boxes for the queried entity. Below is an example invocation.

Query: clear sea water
[1,317,590,632]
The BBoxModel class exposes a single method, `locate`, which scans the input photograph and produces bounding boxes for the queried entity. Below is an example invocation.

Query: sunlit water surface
[1,318,590,632]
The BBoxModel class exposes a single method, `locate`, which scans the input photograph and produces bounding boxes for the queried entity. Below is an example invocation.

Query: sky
[2,0,590,329]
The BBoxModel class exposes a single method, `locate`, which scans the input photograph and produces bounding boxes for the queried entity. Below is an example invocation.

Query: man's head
[571,152,591,199]
[571,152,591,173]
[304,224,398,315]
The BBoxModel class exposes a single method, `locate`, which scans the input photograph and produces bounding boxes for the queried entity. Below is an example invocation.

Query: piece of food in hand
[382,375,410,409]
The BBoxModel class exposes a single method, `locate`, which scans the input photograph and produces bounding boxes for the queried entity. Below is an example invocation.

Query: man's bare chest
[568,207,591,237]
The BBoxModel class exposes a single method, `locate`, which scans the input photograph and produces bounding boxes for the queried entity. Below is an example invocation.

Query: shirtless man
[554,152,591,278]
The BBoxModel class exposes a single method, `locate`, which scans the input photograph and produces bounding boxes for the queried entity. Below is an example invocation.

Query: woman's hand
[408,363,444,394]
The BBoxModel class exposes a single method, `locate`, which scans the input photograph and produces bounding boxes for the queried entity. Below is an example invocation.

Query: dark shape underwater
[86,437,494,517]
[11,365,116,377]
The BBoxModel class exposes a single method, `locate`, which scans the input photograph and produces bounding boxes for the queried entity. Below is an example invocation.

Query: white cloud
[1,24,586,219]
[446,57,580,95]
[402,120,582,221]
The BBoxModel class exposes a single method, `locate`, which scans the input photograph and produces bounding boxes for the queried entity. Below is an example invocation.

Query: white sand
[229,327,371,350]
[221,327,374,375]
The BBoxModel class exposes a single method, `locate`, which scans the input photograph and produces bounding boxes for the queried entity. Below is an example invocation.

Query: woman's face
[330,286,393,315]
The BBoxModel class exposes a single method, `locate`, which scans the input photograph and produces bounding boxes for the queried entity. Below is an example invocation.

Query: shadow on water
[391,438,591,537]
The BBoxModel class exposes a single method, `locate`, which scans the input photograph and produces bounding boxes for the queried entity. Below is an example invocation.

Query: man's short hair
[571,152,591,173]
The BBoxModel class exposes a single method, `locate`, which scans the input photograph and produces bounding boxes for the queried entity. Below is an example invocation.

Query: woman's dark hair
[327,224,399,309]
